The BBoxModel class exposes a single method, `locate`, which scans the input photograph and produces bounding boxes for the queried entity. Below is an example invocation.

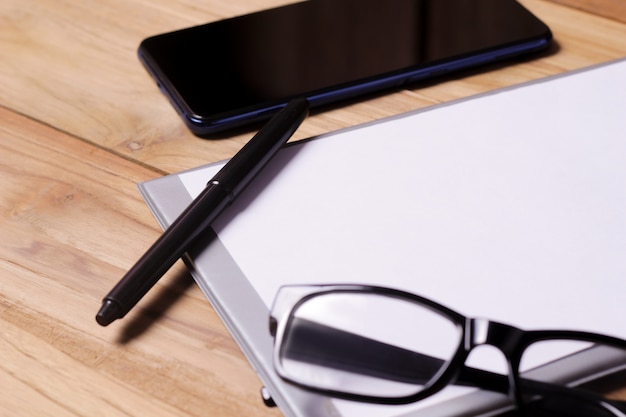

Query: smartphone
[139,0,552,136]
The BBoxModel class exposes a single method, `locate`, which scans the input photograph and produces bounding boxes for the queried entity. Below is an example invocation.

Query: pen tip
[96,299,121,326]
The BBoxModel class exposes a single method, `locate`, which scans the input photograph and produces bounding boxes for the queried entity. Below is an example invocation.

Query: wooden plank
[0,106,280,417]
[1,0,625,175]
[547,0,626,23]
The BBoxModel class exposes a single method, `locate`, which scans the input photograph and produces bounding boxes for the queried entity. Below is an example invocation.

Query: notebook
[139,58,626,417]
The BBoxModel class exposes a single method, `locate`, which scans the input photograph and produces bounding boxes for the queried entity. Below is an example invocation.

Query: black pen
[96,98,309,326]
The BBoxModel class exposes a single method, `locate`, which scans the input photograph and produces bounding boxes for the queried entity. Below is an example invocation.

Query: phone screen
[139,0,552,135]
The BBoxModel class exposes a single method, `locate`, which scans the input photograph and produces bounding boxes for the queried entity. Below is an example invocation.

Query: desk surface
[1,1,625,416]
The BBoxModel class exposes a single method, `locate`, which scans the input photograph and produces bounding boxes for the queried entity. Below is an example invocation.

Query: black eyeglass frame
[269,284,626,412]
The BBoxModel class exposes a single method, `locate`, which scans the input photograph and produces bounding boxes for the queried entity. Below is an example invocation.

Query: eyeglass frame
[269,284,626,413]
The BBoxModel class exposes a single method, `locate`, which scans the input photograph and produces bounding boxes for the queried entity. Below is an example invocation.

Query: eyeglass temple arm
[282,317,509,391]
[282,317,626,411]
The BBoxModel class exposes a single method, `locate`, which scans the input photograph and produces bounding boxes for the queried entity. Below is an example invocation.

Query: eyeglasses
[269,284,626,416]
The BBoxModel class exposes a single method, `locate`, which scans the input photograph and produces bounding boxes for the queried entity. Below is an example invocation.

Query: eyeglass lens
[278,291,461,398]
[519,341,626,416]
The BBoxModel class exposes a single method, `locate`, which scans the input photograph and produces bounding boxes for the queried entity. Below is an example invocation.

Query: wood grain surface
[1,1,625,416]
[551,0,626,23]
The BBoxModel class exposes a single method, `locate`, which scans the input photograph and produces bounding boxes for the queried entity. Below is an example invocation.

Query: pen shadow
[115,268,196,344]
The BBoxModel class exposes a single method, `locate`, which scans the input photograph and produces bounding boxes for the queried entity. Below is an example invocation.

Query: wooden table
[1,1,625,416]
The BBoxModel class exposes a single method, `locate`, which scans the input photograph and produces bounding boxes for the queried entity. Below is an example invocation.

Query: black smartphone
[138,0,552,136]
